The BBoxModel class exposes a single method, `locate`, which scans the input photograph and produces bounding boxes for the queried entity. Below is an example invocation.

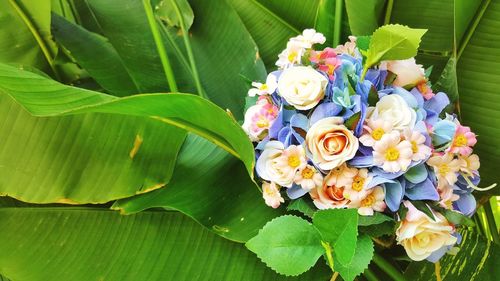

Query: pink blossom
[448,125,477,156]
[309,47,340,80]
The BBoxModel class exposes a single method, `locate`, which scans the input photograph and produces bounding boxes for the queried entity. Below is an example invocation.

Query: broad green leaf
[359,220,396,237]
[0,274,10,281]
[155,0,194,30]
[51,13,139,96]
[246,215,324,276]
[365,24,427,68]
[86,0,265,119]
[442,209,475,227]
[312,209,358,266]
[113,134,281,242]
[228,0,319,68]
[456,0,500,191]
[357,212,394,226]
[345,0,385,36]
[0,62,256,176]
[404,229,500,281]
[287,197,317,218]
[314,0,335,46]
[0,207,330,281]
[0,92,185,203]
[0,1,49,70]
[334,234,374,281]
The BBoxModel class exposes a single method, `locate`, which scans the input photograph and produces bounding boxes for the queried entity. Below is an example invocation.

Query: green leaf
[434,56,458,102]
[344,111,361,131]
[287,197,317,218]
[313,209,358,266]
[0,207,331,281]
[411,201,436,220]
[113,134,280,242]
[0,87,185,204]
[229,0,321,68]
[86,0,265,118]
[246,215,324,276]
[358,212,394,226]
[356,35,371,51]
[313,0,335,46]
[365,24,427,68]
[435,207,475,227]
[404,229,500,281]
[359,220,396,238]
[51,13,139,96]
[456,0,500,191]
[345,0,385,36]
[334,234,374,281]
[0,62,256,176]
[155,0,194,30]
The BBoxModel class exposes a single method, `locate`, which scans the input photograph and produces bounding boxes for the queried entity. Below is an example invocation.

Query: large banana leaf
[79,0,265,119]
[0,206,330,281]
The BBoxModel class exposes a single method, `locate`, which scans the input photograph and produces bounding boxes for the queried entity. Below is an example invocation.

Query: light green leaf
[365,24,427,68]
[313,208,358,266]
[334,234,374,281]
[246,215,324,276]
[0,89,185,204]
[0,62,256,176]
[404,229,500,281]
[155,0,194,30]
[0,207,330,281]
[51,13,139,96]
[314,0,336,46]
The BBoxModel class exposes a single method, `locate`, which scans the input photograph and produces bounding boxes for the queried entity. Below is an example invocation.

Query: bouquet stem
[372,253,405,281]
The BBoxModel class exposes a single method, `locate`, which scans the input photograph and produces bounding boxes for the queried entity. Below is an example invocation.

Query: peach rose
[305,117,359,170]
[396,201,457,261]
[383,58,426,87]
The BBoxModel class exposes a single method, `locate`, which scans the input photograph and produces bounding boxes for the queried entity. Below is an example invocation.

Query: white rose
[396,201,457,261]
[382,58,426,87]
[256,141,306,187]
[306,117,359,170]
[369,94,416,131]
[277,66,328,110]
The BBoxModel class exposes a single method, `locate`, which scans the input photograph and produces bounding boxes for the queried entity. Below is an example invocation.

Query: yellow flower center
[371,128,385,140]
[301,167,315,179]
[385,147,400,161]
[411,141,418,153]
[438,164,450,176]
[256,116,269,128]
[454,134,467,147]
[288,51,298,62]
[352,175,365,192]
[259,84,268,91]
[361,194,375,207]
[288,155,301,168]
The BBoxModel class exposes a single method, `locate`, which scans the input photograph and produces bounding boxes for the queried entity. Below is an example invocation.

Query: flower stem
[169,0,207,99]
[383,0,394,25]
[142,0,178,92]
[330,271,339,281]
[321,241,335,271]
[372,253,405,281]
[434,262,442,281]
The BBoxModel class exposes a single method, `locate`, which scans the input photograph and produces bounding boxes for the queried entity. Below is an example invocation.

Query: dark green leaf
[344,0,385,36]
[358,212,394,226]
[287,198,317,218]
[155,0,194,29]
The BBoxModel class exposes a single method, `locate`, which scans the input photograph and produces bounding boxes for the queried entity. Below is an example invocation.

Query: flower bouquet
[242,25,496,279]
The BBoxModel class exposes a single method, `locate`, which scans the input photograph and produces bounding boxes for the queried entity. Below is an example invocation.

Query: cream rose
[306,117,359,170]
[256,141,306,187]
[277,66,328,110]
[396,201,457,261]
[368,94,417,131]
[383,58,426,87]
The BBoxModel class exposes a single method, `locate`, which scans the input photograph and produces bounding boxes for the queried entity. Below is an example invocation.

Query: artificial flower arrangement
[241,25,496,280]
